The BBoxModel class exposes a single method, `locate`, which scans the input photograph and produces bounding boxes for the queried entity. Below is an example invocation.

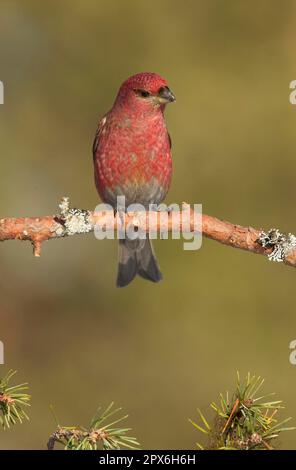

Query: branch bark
[0,197,296,268]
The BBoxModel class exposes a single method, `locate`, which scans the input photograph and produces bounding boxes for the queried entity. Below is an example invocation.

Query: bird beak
[157,86,176,104]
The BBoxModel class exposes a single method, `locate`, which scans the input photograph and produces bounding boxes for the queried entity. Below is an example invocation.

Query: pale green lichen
[58,197,93,236]
[258,228,296,262]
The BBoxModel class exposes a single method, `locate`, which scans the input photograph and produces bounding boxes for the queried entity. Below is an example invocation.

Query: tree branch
[0,197,296,268]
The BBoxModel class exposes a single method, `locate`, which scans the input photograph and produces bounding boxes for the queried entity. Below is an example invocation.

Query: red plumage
[93,72,175,287]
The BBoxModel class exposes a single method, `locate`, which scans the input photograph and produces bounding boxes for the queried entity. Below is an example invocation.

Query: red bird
[93,72,175,287]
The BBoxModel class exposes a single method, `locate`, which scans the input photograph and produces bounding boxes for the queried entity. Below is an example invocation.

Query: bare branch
[0,197,296,268]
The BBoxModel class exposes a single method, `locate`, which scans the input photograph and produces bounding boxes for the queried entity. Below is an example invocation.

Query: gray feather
[117,238,162,288]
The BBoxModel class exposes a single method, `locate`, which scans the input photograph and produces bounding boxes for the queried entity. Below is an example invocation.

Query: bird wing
[168,132,172,149]
[92,115,107,160]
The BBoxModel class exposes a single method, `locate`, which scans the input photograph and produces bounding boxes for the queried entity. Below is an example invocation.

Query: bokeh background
[1,0,296,450]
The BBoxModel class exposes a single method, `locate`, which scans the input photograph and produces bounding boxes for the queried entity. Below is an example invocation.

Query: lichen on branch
[0,197,296,269]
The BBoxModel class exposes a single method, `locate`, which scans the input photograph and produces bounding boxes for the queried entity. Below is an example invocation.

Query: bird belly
[102,176,169,209]
[95,151,172,209]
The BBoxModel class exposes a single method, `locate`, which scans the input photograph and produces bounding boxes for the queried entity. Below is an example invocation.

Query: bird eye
[134,89,151,98]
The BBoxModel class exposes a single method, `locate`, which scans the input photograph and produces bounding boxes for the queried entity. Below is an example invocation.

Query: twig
[222,398,239,434]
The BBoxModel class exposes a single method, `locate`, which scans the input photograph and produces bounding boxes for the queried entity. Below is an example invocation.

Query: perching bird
[93,72,175,287]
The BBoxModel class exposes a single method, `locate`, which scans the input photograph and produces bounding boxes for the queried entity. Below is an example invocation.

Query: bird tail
[116,238,163,287]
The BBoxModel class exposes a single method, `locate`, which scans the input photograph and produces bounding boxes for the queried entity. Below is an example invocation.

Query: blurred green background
[1,0,296,450]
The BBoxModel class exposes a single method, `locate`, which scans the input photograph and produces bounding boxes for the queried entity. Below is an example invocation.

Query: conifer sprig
[190,372,295,450]
[0,370,30,429]
[47,402,140,450]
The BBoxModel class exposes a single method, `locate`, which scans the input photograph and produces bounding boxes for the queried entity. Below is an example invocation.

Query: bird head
[114,72,176,113]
